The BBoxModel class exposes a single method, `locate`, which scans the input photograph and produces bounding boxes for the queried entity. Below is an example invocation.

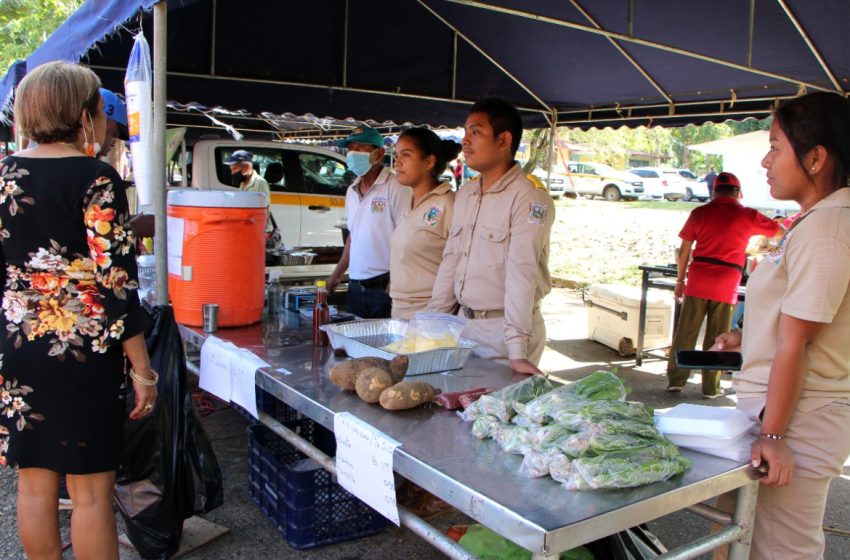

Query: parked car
[627,167,688,201]
[565,161,644,201]
[531,167,572,199]
[673,168,709,202]
[189,140,353,248]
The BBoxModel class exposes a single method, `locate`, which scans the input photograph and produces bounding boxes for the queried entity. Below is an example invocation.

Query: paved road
[1,288,847,558]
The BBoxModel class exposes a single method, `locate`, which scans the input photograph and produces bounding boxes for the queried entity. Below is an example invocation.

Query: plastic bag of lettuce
[458,524,594,560]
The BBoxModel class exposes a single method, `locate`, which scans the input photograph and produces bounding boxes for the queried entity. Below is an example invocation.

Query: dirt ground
[549,197,695,285]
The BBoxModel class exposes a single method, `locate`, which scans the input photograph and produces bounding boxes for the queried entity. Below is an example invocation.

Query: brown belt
[461,306,505,320]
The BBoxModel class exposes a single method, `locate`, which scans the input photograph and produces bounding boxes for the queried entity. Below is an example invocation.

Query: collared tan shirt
[735,187,850,411]
[429,163,554,359]
[389,182,455,316]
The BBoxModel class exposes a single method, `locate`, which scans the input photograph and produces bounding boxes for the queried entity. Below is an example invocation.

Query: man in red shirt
[667,172,779,397]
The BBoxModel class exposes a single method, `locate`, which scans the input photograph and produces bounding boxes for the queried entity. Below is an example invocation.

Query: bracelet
[130,368,159,386]
[759,432,784,441]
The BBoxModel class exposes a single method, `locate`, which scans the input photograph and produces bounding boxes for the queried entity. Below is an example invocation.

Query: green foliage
[0,0,83,76]
[543,118,770,174]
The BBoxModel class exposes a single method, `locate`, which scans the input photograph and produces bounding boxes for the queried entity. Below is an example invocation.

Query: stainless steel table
[181,314,758,560]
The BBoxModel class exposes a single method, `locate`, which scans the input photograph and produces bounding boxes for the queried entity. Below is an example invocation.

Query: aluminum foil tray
[320,319,478,375]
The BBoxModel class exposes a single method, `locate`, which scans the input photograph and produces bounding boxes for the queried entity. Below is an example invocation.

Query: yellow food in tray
[382,333,459,353]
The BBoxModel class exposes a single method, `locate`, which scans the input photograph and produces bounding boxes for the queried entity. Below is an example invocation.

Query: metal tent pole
[153,0,169,305]
[545,110,556,194]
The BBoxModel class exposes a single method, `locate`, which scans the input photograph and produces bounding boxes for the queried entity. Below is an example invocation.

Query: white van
[189,140,352,248]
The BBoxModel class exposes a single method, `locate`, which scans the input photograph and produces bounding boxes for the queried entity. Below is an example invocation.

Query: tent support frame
[570,0,673,104]
[417,0,552,113]
[88,64,549,117]
[153,1,168,305]
[775,0,842,92]
[442,0,840,94]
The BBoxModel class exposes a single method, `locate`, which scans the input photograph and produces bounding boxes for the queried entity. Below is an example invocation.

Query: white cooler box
[585,284,673,356]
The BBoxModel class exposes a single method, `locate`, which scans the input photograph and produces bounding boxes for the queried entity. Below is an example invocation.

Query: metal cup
[202,303,219,332]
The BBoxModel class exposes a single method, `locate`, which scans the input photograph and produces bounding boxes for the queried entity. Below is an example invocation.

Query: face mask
[231,169,245,187]
[83,113,101,158]
[346,150,375,177]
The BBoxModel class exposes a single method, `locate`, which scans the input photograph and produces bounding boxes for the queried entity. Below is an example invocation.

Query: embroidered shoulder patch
[423,205,442,226]
[528,201,548,225]
[371,196,387,214]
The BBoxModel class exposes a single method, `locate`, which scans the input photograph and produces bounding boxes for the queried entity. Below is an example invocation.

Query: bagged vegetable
[457,524,594,560]
[471,415,501,439]
[556,429,665,458]
[570,446,692,490]
[529,423,576,447]
[519,448,566,478]
[548,454,574,484]
[493,424,531,455]
[462,376,555,422]
[553,400,654,430]
[571,370,628,401]
[583,418,662,441]
[520,384,586,424]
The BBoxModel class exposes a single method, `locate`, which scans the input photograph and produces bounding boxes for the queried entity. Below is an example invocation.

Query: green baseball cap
[337,126,384,149]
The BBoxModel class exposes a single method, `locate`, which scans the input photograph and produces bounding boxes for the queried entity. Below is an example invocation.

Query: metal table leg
[728,481,758,560]
[636,268,650,366]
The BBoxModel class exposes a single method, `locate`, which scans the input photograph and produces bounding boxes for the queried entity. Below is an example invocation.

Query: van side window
[298,153,354,196]
[215,147,288,191]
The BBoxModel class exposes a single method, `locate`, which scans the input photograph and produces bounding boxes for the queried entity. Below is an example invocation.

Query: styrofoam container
[655,404,753,439]
[664,432,747,450]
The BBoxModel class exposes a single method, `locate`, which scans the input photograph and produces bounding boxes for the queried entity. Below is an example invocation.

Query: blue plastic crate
[233,389,301,424]
[247,422,389,549]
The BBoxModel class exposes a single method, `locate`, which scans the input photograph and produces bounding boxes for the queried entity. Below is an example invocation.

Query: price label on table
[333,412,401,526]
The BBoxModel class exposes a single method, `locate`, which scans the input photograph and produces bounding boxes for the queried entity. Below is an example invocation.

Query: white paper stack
[655,404,757,462]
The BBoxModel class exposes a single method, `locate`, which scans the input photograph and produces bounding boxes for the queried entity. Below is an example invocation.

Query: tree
[0,0,83,76]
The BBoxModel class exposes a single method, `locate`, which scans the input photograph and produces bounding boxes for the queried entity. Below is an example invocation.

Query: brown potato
[379,381,442,411]
[355,368,394,403]
[329,355,409,390]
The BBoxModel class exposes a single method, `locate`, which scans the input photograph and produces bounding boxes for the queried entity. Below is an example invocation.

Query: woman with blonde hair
[1,61,155,559]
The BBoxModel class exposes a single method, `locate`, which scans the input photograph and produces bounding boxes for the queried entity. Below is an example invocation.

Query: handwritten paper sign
[334,412,401,525]
[230,349,270,419]
[199,336,236,402]
[199,336,269,420]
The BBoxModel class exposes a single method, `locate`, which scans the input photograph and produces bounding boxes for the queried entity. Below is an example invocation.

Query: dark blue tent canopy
[2,0,848,132]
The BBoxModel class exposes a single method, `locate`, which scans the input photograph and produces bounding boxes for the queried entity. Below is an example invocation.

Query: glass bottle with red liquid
[312,280,330,346]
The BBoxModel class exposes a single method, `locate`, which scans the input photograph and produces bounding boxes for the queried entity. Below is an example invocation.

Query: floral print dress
[0,156,150,473]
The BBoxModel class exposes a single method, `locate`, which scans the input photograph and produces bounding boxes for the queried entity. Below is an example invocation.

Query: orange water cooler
[167,189,267,327]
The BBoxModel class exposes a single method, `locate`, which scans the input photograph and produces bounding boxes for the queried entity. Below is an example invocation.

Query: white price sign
[333,412,401,526]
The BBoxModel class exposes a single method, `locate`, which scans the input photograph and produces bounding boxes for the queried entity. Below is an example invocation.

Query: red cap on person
[714,172,741,189]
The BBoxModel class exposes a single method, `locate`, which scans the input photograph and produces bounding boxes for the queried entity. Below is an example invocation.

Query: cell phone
[675,350,743,371]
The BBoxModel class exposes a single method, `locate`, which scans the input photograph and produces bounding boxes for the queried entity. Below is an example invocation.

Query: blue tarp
[2,0,848,131]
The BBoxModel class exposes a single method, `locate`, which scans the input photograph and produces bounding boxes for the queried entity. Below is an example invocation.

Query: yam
[379,381,442,411]
[329,355,409,390]
[355,367,394,403]
[388,355,409,383]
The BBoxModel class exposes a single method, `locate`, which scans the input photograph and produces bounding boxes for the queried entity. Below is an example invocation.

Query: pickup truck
[187,139,353,250]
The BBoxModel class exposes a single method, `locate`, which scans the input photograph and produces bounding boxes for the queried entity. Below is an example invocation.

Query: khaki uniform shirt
[429,163,554,360]
[242,171,272,232]
[735,187,850,412]
[389,182,455,318]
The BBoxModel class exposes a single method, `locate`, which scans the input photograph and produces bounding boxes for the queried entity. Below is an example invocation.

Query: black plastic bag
[115,305,224,559]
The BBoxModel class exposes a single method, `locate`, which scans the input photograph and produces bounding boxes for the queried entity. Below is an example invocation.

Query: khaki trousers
[459,308,547,366]
[715,398,850,560]
[666,295,734,395]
